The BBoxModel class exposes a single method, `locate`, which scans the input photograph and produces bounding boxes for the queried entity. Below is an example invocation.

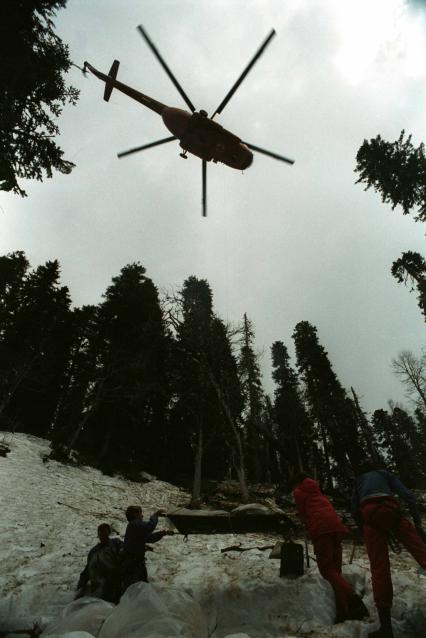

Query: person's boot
[369,607,394,638]
[347,592,369,620]
[334,611,346,624]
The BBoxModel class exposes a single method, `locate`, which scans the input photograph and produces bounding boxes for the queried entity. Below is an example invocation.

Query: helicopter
[84,25,294,216]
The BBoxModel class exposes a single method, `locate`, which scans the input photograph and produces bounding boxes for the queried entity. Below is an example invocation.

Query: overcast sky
[2,0,426,414]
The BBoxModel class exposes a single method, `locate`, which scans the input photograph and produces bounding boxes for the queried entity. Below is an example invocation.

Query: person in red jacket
[293,473,368,623]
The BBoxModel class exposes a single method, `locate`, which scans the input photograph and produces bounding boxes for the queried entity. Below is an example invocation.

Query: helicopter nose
[162,107,192,138]
[239,144,254,169]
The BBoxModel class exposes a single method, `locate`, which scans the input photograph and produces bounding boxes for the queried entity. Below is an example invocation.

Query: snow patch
[1,434,426,638]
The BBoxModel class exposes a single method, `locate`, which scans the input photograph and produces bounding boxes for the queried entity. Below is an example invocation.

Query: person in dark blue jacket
[76,522,123,603]
[352,465,426,638]
[121,505,174,593]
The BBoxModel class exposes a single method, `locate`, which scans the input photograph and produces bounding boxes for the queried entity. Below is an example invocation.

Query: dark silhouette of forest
[1,251,425,500]
[1,0,425,501]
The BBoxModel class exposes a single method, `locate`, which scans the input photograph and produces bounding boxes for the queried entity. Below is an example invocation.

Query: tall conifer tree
[271,340,315,480]
[238,314,265,481]
[371,406,424,486]
[74,263,169,474]
[0,259,71,436]
[1,0,79,195]
[292,321,364,489]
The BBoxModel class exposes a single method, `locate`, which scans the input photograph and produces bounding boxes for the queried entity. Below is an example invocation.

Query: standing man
[121,505,174,593]
[352,465,426,638]
[293,473,368,623]
[76,523,123,603]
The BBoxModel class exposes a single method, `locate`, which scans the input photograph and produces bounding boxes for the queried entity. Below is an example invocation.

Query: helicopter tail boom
[104,59,120,102]
[84,60,168,115]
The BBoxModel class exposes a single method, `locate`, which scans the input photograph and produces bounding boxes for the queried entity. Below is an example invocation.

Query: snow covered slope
[1,433,425,637]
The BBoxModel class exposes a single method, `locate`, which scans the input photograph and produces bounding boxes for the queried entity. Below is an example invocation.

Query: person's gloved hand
[161,529,174,536]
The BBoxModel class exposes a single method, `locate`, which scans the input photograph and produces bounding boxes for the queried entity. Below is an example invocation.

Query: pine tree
[391,252,426,322]
[0,259,72,436]
[207,316,246,489]
[349,387,381,463]
[0,251,30,428]
[73,263,169,475]
[168,276,217,493]
[237,314,265,482]
[292,321,364,490]
[355,131,426,319]
[51,304,99,455]
[371,406,424,486]
[414,408,426,473]
[1,1,79,196]
[271,340,315,481]
[167,278,248,501]
[355,130,426,222]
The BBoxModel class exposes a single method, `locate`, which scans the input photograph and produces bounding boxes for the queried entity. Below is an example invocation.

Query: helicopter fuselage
[84,61,253,170]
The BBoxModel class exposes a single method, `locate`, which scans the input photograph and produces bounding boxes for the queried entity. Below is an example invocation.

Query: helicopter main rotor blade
[211,29,276,119]
[202,160,207,217]
[137,25,196,113]
[244,142,294,165]
[117,136,176,158]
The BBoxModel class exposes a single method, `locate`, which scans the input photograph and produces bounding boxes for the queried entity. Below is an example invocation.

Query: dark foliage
[355,131,426,320]
[67,263,170,475]
[238,314,265,481]
[371,406,426,487]
[0,0,79,196]
[0,254,72,436]
[391,251,426,321]
[271,340,314,480]
[292,321,365,490]
[355,131,426,222]
[1,251,425,493]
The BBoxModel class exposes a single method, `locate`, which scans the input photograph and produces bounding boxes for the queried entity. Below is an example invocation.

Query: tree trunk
[98,426,112,463]
[0,352,39,416]
[243,314,262,482]
[294,437,304,473]
[233,430,250,503]
[318,420,333,489]
[66,376,106,454]
[350,387,380,463]
[263,438,272,483]
[191,420,203,506]
[205,367,250,502]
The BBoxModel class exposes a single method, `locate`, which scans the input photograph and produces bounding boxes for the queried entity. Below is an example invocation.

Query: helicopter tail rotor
[103,60,120,102]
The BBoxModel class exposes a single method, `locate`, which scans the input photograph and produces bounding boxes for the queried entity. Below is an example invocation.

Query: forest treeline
[1,251,426,498]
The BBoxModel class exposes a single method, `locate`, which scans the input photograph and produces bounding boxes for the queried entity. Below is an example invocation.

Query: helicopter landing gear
[179,151,188,159]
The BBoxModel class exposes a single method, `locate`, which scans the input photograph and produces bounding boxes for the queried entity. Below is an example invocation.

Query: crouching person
[121,505,174,594]
[76,523,123,604]
[352,464,426,638]
[293,473,368,623]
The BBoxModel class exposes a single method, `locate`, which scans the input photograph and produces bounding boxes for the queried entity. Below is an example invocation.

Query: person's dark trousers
[369,607,394,638]
[312,533,355,618]
[361,497,426,609]
[121,560,148,595]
